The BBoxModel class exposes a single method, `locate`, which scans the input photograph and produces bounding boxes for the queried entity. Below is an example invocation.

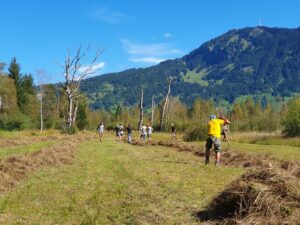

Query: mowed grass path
[0,137,243,225]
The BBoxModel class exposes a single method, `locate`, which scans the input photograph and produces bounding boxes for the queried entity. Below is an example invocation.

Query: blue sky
[0,0,299,83]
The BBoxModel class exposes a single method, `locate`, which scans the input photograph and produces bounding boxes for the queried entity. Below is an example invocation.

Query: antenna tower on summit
[259,17,263,27]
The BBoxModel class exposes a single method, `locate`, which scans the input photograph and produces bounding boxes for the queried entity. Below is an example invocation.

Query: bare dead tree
[59,45,102,129]
[151,95,155,125]
[160,77,172,130]
[38,90,44,131]
[137,88,144,130]
[0,95,2,110]
[36,69,47,131]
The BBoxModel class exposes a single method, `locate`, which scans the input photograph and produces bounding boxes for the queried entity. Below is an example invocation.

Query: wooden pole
[151,95,155,125]
[137,88,144,130]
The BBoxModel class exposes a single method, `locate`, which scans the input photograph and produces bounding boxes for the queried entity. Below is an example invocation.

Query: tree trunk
[160,77,172,131]
[39,92,43,131]
[67,93,73,128]
[72,99,79,124]
[0,95,2,110]
[151,95,155,125]
[137,88,144,130]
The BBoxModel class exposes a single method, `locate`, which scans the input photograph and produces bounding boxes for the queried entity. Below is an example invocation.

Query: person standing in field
[127,123,132,144]
[146,124,153,141]
[140,124,147,143]
[205,114,230,165]
[171,124,177,139]
[115,124,121,142]
[119,125,124,141]
[97,122,104,142]
[221,123,229,142]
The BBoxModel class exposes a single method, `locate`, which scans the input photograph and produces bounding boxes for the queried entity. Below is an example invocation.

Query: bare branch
[53,60,66,70]
[73,48,103,93]
[59,45,103,129]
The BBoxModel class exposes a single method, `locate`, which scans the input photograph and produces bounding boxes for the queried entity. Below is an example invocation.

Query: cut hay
[132,138,300,224]
[0,134,66,148]
[131,140,281,169]
[196,168,300,225]
[280,160,300,178]
[0,134,94,193]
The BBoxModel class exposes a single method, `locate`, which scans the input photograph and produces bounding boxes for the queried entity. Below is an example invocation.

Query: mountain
[81,26,300,110]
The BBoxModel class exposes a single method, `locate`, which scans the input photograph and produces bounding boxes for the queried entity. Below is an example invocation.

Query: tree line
[0,57,299,137]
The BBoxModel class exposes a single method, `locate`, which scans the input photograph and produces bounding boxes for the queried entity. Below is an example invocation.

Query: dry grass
[0,141,55,159]
[0,129,60,139]
[0,133,65,149]
[231,131,300,147]
[0,133,94,193]
[197,168,300,224]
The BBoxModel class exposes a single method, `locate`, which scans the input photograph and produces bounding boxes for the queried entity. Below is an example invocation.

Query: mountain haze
[81,26,300,110]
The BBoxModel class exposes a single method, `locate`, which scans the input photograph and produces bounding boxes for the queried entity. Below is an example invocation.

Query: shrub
[59,125,78,135]
[66,126,78,134]
[0,110,31,130]
[183,125,207,142]
[281,97,300,137]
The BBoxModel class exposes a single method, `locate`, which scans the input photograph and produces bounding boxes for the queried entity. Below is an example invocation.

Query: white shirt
[147,126,153,134]
[141,126,147,135]
[99,124,104,132]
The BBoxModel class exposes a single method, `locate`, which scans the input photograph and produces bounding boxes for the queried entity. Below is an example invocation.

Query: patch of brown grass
[0,133,94,193]
[0,134,66,148]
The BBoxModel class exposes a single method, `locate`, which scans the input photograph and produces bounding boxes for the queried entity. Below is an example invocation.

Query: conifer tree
[8,57,22,109]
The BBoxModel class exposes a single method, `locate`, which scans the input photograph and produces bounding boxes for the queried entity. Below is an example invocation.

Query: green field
[0,136,245,224]
[0,132,299,224]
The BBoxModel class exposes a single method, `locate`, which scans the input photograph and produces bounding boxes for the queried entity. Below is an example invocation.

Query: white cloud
[78,62,105,74]
[129,57,166,64]
[121,39,179,56]
[90,7,126,24]
[164,33,173,38]
[121,39,180,65]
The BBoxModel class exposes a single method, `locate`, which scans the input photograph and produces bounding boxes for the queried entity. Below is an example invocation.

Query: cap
[210,114,217,120]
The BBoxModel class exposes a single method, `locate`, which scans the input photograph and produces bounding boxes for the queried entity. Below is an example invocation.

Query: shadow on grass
[194,206,236,224]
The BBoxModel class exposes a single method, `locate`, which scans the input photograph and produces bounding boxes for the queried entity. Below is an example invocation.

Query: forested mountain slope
[81,26,300,110]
